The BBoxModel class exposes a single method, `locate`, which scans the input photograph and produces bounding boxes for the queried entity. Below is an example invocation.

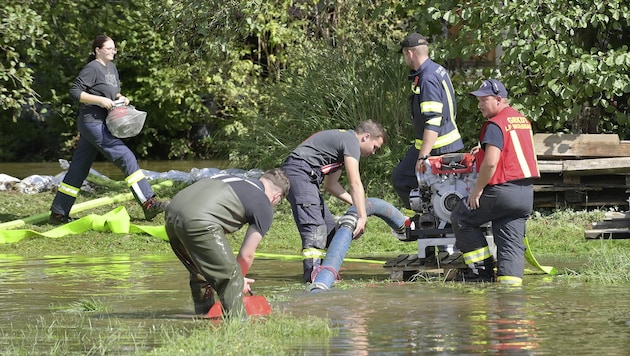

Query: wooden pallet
[585,211,630,239]
[533,133,630,208]
[534,133,630,159]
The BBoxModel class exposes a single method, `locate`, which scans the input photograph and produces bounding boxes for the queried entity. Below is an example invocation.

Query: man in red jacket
[451,79,540,285]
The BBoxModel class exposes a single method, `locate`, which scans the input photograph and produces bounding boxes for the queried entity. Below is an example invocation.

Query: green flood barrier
[0,206,168,244]
[0,179,173,230]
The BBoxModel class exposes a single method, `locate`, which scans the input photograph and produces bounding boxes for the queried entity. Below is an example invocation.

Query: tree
[431,0,630,135]
[1,0,629,170]
[0,4,48,116]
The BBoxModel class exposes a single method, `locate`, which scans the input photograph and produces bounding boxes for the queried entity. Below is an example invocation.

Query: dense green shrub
[1,0,629,197]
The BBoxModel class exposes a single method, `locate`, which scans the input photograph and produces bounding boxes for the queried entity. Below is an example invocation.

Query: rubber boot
[142,195,170,220]
[218,275,247,321]
[454,257,495,282]
[190,279,215,315]
[303,258,322,283]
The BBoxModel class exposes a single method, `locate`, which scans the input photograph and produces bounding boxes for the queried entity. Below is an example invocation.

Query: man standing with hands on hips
[451,79,540,285]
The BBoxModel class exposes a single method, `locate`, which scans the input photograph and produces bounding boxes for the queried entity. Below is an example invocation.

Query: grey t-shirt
[70,60,121,123]
[165,175,273,236]
[290,129,361,175]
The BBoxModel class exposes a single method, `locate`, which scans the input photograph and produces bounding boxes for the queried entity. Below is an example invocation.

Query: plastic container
[106,100,147,138]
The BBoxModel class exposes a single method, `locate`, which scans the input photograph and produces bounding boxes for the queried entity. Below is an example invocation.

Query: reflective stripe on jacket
[476,107,540,185]
[408,59,463,154]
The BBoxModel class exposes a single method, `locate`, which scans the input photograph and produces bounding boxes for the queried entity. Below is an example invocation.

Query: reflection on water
[285,278,630,355]
[0,160,230,180]
[1,254,629,354]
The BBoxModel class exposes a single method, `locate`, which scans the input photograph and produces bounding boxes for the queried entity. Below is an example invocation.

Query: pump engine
[384,152,494,279]
[404,152,477,240]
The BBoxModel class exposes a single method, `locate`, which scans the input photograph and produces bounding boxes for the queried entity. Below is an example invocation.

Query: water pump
[405,152,477,240]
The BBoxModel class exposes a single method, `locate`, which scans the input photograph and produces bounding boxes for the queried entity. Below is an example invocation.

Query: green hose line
[254,252,385,264]
[0,206,168,244]
[524,236,558,275]
[0,180,173,230]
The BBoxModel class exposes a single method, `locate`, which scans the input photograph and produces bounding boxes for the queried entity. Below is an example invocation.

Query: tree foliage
[436,0,630,135]
[0,4,48,114]
[0,0,629,196]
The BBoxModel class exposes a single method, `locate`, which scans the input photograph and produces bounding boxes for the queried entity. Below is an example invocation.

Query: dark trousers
[166,219,245,318]
[451,182,533,278]
[281,157,336,282]
[50,120,154,215]
[391,145,420,209]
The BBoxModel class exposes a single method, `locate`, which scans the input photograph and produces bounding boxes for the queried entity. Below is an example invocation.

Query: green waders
[166,223,246,319]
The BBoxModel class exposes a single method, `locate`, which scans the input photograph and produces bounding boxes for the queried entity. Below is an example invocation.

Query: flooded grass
[570,243,630,283]
[149,314,335,355]
[2,184,630,353]
[1,306,333,355]
[2,313,162,355]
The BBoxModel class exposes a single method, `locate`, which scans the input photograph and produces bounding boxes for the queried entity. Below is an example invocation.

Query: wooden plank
[534,187,630,208]
[534,133,630,158]
[585,228,630,239]
[585,211,630,239]
[601,211,630,220]
[537,160,564,173]
[563,175,581,184]
[591,220,630,229]
[537,158,630,174]
[561,157,630,174]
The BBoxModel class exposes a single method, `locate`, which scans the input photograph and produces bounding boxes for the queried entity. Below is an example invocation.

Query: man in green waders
[165,168,289,320]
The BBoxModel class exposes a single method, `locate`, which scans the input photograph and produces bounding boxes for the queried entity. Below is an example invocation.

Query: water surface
[1,254,628,355]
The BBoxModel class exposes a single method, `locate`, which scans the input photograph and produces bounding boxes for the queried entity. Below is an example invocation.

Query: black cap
[470,79,509,98]
[400,32,429,50]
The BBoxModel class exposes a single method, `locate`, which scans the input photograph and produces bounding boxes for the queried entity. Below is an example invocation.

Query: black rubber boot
[142,196,170,220]
[453,257,495,282]
[303,258,322,283]
[190,280,215,315]
[49,213,75,225]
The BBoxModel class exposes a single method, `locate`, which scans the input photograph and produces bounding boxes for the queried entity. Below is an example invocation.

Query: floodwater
[1,254,629,355]
[1,160,630,354]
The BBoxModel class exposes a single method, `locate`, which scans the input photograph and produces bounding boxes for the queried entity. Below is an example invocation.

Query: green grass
[148,314,335,356]
[2,182,630,354]
[2,309,334,355]
[1,181,629,277]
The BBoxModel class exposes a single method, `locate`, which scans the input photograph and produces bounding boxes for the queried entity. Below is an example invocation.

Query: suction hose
[306,197,407,292]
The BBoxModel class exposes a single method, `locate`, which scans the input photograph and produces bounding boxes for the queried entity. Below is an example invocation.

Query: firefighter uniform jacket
[408,58,463,154]
[476,106,540,185]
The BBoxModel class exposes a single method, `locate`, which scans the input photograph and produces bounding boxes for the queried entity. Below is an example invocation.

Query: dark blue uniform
[50,60,157,218]
[392,58,464,208]
[281,129,361,282]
